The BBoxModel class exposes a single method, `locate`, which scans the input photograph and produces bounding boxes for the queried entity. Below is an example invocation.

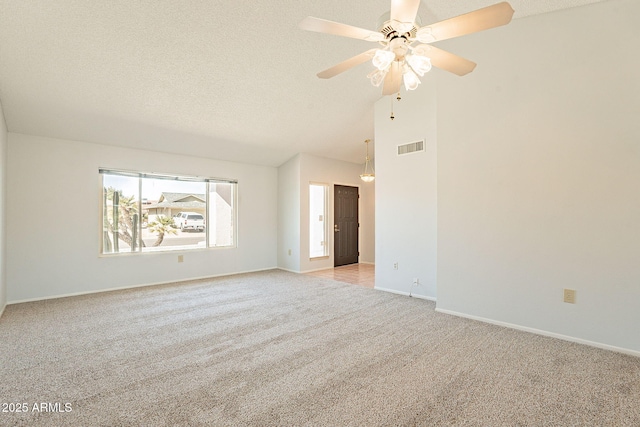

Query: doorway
[334,185,359,267]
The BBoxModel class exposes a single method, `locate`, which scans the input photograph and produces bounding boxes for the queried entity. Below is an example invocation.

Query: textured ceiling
[0,0,609,166]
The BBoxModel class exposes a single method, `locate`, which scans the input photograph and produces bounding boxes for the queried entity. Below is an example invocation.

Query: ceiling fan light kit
[406,53,432,76]
[367,68,387,87]
[402,66,420,91]
[299,1,514,96]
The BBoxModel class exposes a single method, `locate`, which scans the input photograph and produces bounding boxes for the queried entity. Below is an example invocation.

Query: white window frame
[309,182,329,259]
[99,168,238,255]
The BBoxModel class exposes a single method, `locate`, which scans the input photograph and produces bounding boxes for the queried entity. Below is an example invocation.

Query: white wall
[436,0,640,352]
[277,154,301,272]
[299,153,375,273]
[374,81,438,299]
[6,133,278,302]
[0,100,7,316]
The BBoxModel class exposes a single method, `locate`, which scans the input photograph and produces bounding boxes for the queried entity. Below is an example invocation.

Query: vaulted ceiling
[0,0,609,166]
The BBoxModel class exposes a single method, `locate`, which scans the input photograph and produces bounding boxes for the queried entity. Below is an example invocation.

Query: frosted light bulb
[406,54,432,77]
[372,49,395,71]
[403,69,421,91]
[367,68,387,87]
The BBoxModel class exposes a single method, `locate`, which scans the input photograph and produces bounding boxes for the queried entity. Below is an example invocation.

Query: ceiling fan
[299,1,514,95]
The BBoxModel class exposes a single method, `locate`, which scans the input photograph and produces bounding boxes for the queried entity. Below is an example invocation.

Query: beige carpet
[1,270,639,426]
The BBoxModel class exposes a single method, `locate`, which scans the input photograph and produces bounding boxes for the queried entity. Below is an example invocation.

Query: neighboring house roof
[159,193,205,203]
[145,192,205,211]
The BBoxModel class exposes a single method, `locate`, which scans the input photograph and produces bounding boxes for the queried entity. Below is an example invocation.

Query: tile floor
[305,263,375,288]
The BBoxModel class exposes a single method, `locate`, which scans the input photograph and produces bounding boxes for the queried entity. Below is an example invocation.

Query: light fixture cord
[362,139,374,175]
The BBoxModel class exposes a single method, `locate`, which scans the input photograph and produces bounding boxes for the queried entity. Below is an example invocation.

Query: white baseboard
[7,267,278,305]
[374,286,437,302]
[435,308,640,358]
[277,267,301,274]
[300,268,326,274]
[300,266,337,274]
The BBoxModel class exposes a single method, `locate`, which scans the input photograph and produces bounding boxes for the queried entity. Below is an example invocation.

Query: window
[309,183,328,258]
[100,169,236,254]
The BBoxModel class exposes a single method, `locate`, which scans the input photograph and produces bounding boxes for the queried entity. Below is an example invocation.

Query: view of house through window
[309,183,328,258]
[101,170,236,254]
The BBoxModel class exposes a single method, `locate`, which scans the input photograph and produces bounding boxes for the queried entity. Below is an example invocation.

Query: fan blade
[299,16,383,41]
[382,61,402,96]
[423,2,514,42]
[415,44,477,76]
[390,0,421,29]
[317,49,377,79]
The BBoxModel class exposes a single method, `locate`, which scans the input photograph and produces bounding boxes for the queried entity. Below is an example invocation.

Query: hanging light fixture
[372,48,395,71]
[402,64,421,91]
[406,52,432,76]
[367,68,387,87]
[360,139,375,183]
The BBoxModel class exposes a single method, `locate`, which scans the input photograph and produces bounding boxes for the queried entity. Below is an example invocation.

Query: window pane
[208,183,235,247]
[100,170,236,254]
[102,175,141,254]
[309,184,328,258]
[142,178,206,252]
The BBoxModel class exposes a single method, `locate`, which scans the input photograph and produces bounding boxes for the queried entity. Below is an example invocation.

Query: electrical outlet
[563,289,576,304]
[178,255,184,263]
[393,262,398,270]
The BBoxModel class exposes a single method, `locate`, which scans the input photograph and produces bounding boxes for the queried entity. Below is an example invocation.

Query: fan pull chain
[390,92,401,120]
[390,95,395,120]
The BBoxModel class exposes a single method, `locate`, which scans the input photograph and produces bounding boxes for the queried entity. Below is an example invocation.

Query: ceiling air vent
[397,140,425,156]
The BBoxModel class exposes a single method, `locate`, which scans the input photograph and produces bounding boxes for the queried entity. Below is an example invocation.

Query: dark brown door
[334,185,359,267]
